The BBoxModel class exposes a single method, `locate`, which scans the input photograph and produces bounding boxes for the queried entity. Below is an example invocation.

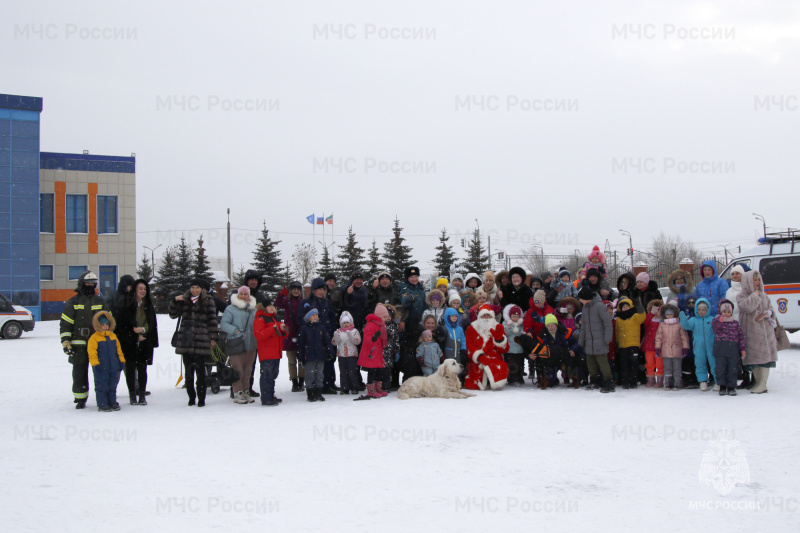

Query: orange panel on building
[54,181,66,254]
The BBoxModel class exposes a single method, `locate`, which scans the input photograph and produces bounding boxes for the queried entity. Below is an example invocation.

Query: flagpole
[312,213,315,246]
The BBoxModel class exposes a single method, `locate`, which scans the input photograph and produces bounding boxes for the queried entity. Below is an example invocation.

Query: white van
[719,231,800,331]
[0,293,35,339]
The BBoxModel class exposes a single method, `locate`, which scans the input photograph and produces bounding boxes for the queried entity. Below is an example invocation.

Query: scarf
[191,295,199,304]
[664,318,678,324]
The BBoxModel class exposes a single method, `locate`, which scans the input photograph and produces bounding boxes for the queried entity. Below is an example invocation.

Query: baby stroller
[206,332,240,395]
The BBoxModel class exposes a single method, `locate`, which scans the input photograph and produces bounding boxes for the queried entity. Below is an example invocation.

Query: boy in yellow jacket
[87,311,126,412]
[614,298,645,389]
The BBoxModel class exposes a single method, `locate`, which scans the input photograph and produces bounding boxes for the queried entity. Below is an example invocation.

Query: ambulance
[0,292,35,339]
[719,230,800,331]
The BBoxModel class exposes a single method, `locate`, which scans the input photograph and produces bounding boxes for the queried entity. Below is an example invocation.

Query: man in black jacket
[340,270,369,332]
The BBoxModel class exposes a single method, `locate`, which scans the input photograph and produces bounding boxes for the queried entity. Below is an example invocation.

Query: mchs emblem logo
[777,298,788,314]
[699,436,750,496]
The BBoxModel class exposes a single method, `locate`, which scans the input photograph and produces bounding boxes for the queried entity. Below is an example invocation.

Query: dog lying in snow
[397,359,476,400]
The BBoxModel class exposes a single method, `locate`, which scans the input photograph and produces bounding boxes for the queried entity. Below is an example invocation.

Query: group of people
[59,244,781,410]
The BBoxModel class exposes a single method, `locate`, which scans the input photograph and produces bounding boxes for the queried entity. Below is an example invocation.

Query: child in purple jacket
[711,299,746,396]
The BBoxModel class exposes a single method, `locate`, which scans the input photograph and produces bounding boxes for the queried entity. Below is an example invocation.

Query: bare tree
[519,244,548,277]
[291,244,318,285]
[649,232,704,273]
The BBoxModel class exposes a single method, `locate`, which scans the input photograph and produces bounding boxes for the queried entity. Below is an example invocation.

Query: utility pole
[226,208,232,283]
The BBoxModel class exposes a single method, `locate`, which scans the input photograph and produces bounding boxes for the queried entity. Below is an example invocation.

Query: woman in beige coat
[736,270,778,393]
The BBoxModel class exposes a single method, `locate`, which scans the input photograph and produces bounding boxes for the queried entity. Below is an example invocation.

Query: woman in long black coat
[116,279,159,405]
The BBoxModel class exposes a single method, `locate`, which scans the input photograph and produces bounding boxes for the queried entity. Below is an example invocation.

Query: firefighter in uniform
[60,271,107,408]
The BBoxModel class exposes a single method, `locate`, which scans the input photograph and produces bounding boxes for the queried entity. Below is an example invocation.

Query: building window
[40,193,54,233]
[40,265,54,281]
[68,265,88,281]
[97,195,118,234]
[66,194,87,233]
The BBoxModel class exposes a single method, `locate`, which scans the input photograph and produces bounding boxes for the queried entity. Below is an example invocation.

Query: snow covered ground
[4,319,800,532]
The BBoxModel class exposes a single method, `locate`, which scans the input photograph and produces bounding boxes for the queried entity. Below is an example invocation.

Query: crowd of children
[70,245,781,410]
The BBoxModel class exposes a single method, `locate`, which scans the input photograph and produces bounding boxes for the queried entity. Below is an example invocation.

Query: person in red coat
[522,290,554,384]
[358,305,389,398]
[464,304,510,390]
[253,300,288,406]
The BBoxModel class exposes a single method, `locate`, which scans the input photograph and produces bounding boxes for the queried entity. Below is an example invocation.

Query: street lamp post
[620,229,633,262]
[143,244,162,275]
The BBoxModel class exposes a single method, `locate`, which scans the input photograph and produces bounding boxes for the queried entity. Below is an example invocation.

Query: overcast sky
[5,0,799,275]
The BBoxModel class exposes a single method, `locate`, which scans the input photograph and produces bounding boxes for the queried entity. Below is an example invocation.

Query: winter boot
[247,389,260,398]
[187,396,196,406]
[243,390,256,403]
[719,386,727,396]
[298,377,305,390]
[375,382,389,397]
[673,378,682,391]
[262,397,280,406]
[646,376,655,388]
[655,376,664,389]
[367,383,382,398]
[600,378,616,393]
[318,388,327,401]
[699,381,708,391]
[75,399,87,409]
[320,386,336,395]
[230,388,234,399]
[197,390,206,407]
[291,379,301,392]
[728,387,737,396]
[234,391,248,404]
[137,393,147,406]
[130,394,138,405]
[585,376,599,390]
[98,405,112,412]
[307,388,317,402]
[750,368,769,394]
[712,383,720,392]
[111,402,121,411]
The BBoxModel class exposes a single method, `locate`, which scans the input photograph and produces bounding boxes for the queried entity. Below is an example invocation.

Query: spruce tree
[154,245,180,311]
[382,217,414,282]
[281,261,293,288]
[136,252,153,283]
[252,221,283,297]
[231,265,248,288]
[366,239,382,279]
[336,226,366,280]
[193,235,214,286]
[461,228,489,274]
[432,228,457,278]
[318,246,335,279]
[174,235,194,290]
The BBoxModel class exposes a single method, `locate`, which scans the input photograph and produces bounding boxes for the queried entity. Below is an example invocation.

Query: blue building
[0,94,42,320]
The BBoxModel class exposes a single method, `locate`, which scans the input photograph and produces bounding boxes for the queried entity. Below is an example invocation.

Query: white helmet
[82,271,99,284]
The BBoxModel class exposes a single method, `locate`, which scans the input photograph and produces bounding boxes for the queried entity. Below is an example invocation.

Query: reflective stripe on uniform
[73,305,85,310]
[91,305,103,310]
[61,332,72,338]
[73,392,89,399]
[71,340,87,346]
[61,314,75,324]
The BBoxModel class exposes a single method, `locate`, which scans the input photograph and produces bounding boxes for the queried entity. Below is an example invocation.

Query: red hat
[477,304,495,318]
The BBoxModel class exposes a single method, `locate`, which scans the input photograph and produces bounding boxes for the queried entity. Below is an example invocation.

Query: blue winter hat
[98,315,110,325]
[304,308,319,321]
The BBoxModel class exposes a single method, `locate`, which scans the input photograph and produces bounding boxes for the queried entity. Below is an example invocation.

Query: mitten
[491,326,504,342]
[280,287,288,297]
[655,349,661,358]
[417,356,424,367]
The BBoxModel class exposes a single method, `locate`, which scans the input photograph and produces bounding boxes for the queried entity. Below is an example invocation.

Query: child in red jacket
[642,299,664,387]
[253,299,288,406]
[357,304,389,399]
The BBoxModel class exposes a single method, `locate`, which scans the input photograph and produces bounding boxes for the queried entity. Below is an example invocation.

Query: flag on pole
[316,216,324,225]
[326,214,333,224]
[306,214,314,224]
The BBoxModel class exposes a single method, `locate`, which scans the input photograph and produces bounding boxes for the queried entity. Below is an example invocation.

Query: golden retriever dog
[397,359,476,400]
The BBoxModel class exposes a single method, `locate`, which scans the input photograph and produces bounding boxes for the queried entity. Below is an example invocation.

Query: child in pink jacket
[655,303,689,391]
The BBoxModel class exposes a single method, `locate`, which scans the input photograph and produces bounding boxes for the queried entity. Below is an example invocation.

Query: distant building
[0,93,136,320]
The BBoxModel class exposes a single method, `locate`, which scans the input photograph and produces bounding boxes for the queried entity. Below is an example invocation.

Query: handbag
[226,335,246,356]
[171,316,182,348]
[775,318,791,351]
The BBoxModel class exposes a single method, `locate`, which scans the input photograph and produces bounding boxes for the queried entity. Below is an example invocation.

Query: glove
[491,326,504,342]
[655,349,661,358]
[62,340,74,355]
[280,287,288,297]
[682,349,689,357]
[417,356,424,367]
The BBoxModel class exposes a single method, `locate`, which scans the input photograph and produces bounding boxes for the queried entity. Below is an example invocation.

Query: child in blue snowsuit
[442,307,467,363]
[87,311,126,412]
[693,260,729,316]
[680,297,716,390]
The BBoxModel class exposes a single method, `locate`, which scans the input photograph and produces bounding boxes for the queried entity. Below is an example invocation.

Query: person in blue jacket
[693,260,729,316]
[398,266,427,380]
[679,297,717,391]
[301,277,339,394]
